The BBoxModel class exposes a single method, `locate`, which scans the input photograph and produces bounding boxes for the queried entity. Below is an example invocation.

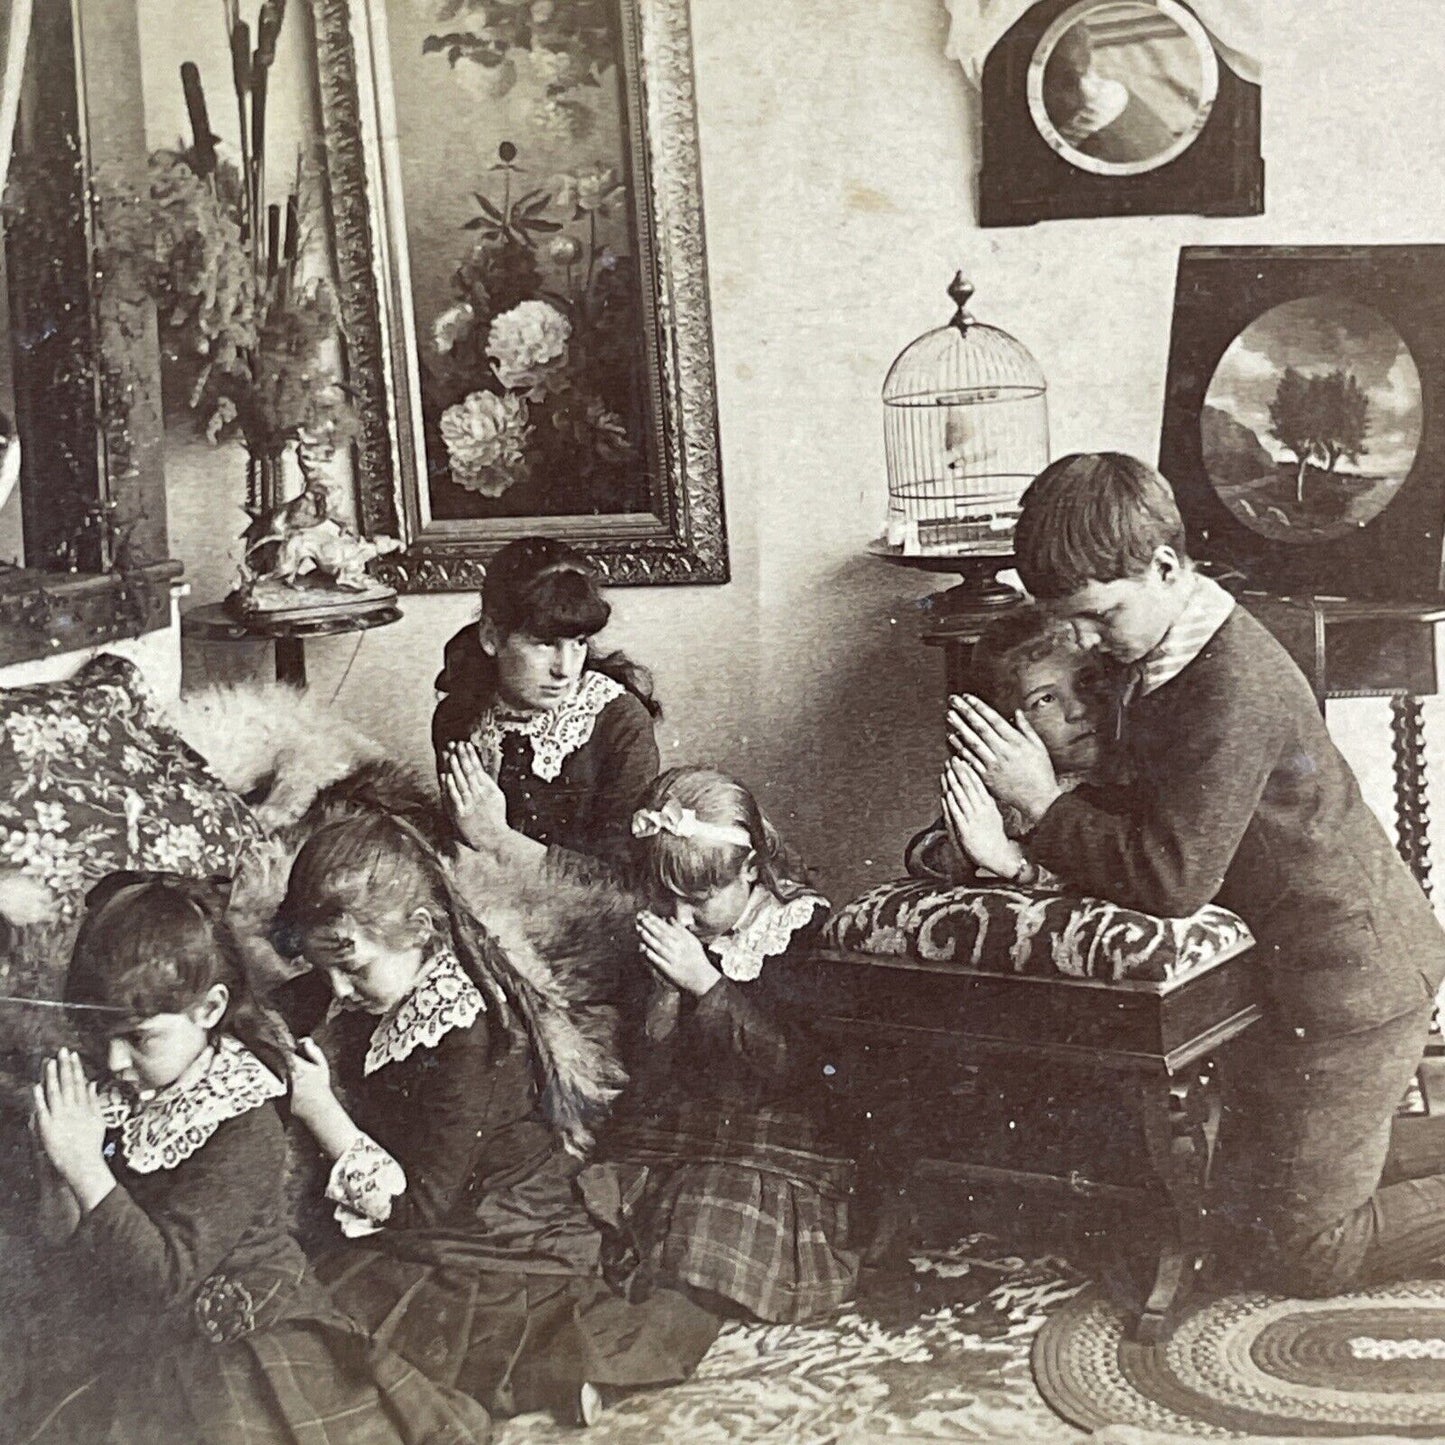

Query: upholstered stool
[799,881,1262,1342]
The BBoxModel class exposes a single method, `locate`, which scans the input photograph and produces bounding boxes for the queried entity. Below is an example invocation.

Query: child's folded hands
[31,1057,106,1190]
[637,911,722,997]
[942,760,1021,879]
[442,740,510,849]
[948,694,1060,826]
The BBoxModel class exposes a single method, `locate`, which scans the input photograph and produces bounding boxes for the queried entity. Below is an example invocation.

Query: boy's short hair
[1014,452,1189,600]
[971,605,1082,714]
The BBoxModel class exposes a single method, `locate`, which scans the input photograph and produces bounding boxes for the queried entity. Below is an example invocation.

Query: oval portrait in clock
[1200,295,1424,545]
[1027,0,1218,177]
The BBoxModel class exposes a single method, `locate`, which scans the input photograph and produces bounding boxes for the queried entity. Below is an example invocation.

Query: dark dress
[592,890,859,1323]
[432,626,659,876]
[1029,604,1445,1295]
[9,1037,490,1445]
[311,952,718,1420]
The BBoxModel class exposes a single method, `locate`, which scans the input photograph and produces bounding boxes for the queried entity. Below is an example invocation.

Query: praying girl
[434,536,661,877]
[10,871,488,1445]
[277,813,719,1427]
[591,768,859,1324]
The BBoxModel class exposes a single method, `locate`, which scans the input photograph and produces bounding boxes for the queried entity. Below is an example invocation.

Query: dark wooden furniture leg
[274,637,307,688]
[1392,694,1432,897]
[1134,1063,1221,1343]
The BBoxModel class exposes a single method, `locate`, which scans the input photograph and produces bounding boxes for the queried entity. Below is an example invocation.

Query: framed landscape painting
[1161,245,1445,600]
[313,0,728,590]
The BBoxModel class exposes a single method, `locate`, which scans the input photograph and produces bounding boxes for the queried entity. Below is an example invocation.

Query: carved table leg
[274,637,307,689]
[1132,1062,1222,1344]
[1391,694,1432,897]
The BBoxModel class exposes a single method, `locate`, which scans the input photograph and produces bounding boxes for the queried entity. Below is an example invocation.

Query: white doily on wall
[942,0,1261,86]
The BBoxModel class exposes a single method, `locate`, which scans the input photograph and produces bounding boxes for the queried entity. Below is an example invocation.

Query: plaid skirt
[11,1283,492,1445]
[591,1103,860,1324]
[318,1247,719,1420]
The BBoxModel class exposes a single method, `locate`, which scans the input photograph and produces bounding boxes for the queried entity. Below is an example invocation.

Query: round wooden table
[181,601,403,688]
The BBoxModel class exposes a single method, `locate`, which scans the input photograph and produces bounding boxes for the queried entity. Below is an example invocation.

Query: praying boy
[950,451,1445,1296]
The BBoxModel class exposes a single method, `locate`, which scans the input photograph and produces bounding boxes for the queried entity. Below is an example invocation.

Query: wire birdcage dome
[881,274,1049,565]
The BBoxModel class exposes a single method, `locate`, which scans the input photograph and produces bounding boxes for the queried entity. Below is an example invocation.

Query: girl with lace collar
[589,768,859,1325]
[432,537,661,880]
[13,871,488,1445]
[277,813,718,1428]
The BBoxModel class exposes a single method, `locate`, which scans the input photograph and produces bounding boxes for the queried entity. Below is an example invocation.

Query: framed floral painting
[313,0,728,590]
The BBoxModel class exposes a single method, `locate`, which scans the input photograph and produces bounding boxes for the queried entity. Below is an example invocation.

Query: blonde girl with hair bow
[587,767,860,1325]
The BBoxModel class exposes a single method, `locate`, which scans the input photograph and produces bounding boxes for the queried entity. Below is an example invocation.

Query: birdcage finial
[947,272,976,332]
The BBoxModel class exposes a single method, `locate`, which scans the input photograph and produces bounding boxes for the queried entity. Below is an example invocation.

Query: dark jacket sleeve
[579,693,660,868]
[904,817,968,883]
[682,912,830,1095]
[1030,646,1284,917]
[375,1018,542,1231]
[72,1107,281,1312]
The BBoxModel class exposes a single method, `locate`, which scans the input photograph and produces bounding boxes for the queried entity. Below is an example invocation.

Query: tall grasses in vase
[141,0,355,532]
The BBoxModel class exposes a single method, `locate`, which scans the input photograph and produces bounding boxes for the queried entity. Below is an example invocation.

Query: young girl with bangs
[11,872,489,1445]
[434,537,661,877]
[591,767,859,1325]
[277,812,719,1427]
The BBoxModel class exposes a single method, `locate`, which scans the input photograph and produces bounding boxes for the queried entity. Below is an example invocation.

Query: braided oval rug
[1033,1278,1445,1437]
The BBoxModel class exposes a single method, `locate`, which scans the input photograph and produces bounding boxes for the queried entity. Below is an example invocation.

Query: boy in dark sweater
[949,452,1445,1296]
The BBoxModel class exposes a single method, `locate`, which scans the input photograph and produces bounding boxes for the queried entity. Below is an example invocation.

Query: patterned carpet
[1034,1277,1445,1438]
[496,1237,1090,1443]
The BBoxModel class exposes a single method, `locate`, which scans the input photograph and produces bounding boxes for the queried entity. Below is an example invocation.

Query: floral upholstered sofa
[0,653,265,1095]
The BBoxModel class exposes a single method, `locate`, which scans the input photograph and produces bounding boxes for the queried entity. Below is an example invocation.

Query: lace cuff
[326,1134,407,1239]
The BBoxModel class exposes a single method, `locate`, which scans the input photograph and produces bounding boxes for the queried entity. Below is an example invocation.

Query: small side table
[920,612,1014,697]
[1239,594,1445,900]
[181,601,403,688]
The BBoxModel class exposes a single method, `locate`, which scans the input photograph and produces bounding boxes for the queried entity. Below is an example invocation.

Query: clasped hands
[31,1049,114,1216]
[945,694,1061,834]
[636,911,722,997]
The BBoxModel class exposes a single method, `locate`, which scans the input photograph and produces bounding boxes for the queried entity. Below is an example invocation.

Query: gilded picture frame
[311,0,728,591]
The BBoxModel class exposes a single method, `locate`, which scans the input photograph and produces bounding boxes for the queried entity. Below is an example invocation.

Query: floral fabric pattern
[97,1036,286,1174]
[326,1134,408,1239]
[825,880,1254,987]
[362,949,485,1076]
[469,669,624,783]
[0,654,264,918]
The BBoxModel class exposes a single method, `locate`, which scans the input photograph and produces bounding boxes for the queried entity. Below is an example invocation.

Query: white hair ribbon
[630,799,751,848]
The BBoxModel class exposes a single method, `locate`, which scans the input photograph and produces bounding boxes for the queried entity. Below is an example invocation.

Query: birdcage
[874,274,1049,613]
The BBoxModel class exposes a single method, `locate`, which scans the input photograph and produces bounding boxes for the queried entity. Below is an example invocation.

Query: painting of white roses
[314,0,729,590]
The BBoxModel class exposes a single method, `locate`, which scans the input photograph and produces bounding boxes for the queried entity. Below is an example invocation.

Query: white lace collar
[98,1036,285,1174]
[706,888,827,983]
[470,670,624,782]
[363,949,485,1076]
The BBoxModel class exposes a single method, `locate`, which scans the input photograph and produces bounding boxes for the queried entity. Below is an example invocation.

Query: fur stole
[447,847,636,1153]
[226,788,640,1158]
[163,682,396,834]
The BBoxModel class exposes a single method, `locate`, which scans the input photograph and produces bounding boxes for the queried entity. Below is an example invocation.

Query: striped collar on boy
[1131,571,1236,701]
